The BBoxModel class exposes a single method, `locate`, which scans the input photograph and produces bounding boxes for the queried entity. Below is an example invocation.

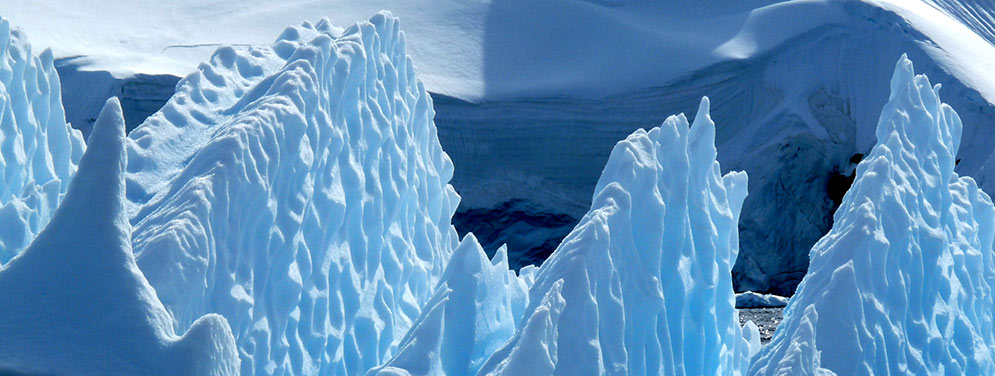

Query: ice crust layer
[750,56,995,375]
[126,13,462,375]
[477,98,759,375]
[0,17,85,263]
[0,98,238,375]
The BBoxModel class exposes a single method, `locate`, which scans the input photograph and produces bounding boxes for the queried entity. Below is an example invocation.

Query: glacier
[474,98,759,375]
[0,97,238,375]
[12,0,995,295]
[750,56,995,375]
[0,17,85,263]
[126,13,462,375]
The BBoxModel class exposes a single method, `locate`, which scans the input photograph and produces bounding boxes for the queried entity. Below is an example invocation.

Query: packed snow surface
[750,56,995,375]
[0,17,84,263]
[476,98,759,375]
[0,98,238,375]
[126,13,462,375]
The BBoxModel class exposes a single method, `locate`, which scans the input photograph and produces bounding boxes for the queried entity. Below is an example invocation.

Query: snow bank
[0,17,85,263]
[477,98,759,375]
[127,13,461,375]
[0,98,237,375]
[750,55,995,375]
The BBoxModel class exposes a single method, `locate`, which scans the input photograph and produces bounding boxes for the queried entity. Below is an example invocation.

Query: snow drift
[126,13,462,375]
[0,98,238,375]
[0,17,85,263]
[475,98,759,375]
[750,56,995,375]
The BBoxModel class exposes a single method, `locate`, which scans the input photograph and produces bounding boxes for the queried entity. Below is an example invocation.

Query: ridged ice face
[0,17,85,264]
[126,12,461,375]
[476,98,758,376]
[750,56,995,375]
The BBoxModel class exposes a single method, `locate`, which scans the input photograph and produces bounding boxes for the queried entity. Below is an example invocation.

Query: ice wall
[0,17,85,263]
[0,98,238,375]
[478,98,759,375]
[127,13,462,375]
[750,55,995,375]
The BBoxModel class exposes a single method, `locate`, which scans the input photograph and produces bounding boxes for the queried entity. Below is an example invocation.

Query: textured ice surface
[477,98,759,375]
[126,13,462,375]
[368,235,532,376]
[0,98,238,375]
[0,17,85,263]
[750,56,995,375]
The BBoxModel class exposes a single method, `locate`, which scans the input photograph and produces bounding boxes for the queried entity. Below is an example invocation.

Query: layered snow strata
[127,13,461,375]
[368,235,533,376]
[750,56,995,375]
[0,17,85,263]
[0,98,238,375]
[478,98,759,375]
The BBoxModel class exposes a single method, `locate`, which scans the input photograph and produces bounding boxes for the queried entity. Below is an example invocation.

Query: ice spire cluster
[0,17,85,263]
[474,98,759,375]
[750,55,995,375]
[0,98,238,375]
[126,12,462,375]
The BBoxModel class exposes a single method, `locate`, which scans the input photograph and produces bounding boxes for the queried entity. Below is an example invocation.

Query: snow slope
[0,98,238,375]
[477,98,759,375]
[751,56,995,375]
[0,17,84,263]
[126,13,462,375]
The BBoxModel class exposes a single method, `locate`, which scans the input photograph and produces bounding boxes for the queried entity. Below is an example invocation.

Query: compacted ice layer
[750,56,995,375]
[0,98,238,375]
[126,13,462,375]
[477,98,759,375]
[0,17,85,263]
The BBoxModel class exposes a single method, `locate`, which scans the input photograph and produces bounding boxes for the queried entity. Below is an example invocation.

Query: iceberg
[127,12,462,375]
[477,98,759,375]
[368,235,532,376]
[0,17,85,263]
[0,98,238,375]
[750,56,995,375]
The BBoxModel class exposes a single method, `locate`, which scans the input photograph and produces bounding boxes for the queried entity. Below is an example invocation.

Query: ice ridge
[0,98,238,375]
[0,17,85,263]
[749,55,995,375]
[127,12,462,375]
[477,98,759,375]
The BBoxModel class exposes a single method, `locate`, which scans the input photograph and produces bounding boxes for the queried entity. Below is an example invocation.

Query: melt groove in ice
[126,12,463,375]
[0,17,85,263]
[750,55,995,375]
